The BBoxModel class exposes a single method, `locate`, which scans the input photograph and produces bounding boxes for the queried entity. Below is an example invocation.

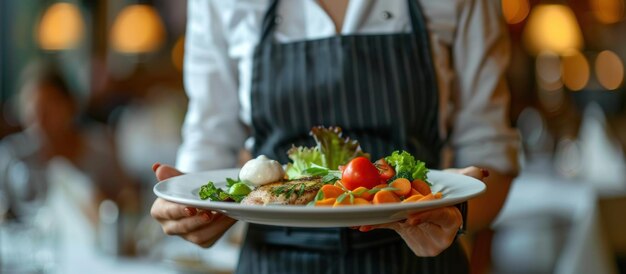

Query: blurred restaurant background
[0,0,625,273]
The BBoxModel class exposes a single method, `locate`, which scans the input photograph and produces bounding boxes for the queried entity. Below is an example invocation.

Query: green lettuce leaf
[285,146,323,179]
[384,150,430,183]
[198,179,249,203]
[310,126,369,170]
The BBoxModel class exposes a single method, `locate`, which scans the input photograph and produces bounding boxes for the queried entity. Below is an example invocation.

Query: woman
[151,0,519,273]
[0,62,137,224]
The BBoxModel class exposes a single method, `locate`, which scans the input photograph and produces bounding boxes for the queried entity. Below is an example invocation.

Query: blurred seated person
[0,62,137,225]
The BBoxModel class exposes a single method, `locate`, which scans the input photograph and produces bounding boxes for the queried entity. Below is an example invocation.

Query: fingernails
[152,162,161,172]
[481,168,490,178]
[184,207,197,217]
[201,212,213,222]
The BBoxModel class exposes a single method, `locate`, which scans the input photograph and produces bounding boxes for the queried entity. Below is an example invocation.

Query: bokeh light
[171,36,185,71]
[595,50,624,90]
[110,5,165,53]
[538,88,566,114]
[37,3,84,50]
[561,50,590,91]
[523,5,583,55]
[591,0,625,24]
[502,0,530,24]
[536,51,563,91]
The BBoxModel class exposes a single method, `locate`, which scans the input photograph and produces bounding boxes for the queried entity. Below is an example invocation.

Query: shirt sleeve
[176,0,246,172]
[449,0,520,175]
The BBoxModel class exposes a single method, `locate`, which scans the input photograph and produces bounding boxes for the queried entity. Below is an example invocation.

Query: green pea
[229,182,252,196]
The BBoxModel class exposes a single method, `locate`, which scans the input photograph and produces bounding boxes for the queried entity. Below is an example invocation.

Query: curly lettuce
[284,126,368,179]
[384,150,430,184]
[310,126,369,170]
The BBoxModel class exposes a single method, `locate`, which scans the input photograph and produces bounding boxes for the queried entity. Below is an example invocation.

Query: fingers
[444,166,489,181]
[407,207,462,230]
[161,211,214,235]
[365,222,400,232]
[181,214,237,248]
[155,164,183,181]
[151,198,195,221]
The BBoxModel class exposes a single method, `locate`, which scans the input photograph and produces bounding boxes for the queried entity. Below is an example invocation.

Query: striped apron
[240,0,469,273]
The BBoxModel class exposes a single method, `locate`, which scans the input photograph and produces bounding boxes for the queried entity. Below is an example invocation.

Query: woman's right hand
[150,163,237,248]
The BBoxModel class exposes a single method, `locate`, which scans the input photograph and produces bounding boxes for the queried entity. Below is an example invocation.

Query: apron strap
[258,0,280,45]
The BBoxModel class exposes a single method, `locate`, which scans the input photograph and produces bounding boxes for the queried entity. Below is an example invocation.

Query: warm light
[110,5,165,53]
[561,50,590,91]
[171,36,185,71]
[502,0,530,24]
[538,88,566,114]
[37,3,84,50]
[523,5,583,55]
[595,50,624,90]
[536,51,563,91]
[591,0,625,24]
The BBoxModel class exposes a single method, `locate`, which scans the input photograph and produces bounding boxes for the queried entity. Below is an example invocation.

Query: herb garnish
[198,178,251,203]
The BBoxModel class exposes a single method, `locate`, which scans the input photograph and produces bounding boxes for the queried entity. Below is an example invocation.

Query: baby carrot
[372,190,401,204]
[352,186,373,201]
[315,198,336,206]
[389,178,411,196]
[401,194,424,203]
[434,192,443,199]
[418,193,435,202]
[333,196,353,207]
[411,179,432,196]
[352,197,371,205]
[373,183,389,189]
[321,185,344,199]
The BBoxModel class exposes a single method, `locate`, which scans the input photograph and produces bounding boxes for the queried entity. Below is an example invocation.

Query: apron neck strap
[259,0,280,45]
[258,0,430,45]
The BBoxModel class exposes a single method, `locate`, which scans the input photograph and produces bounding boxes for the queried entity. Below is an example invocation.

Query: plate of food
[154,126,485,227]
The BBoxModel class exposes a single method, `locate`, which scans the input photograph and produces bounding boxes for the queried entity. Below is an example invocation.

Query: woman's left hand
[357,166,488,257]
[360,206,462,257]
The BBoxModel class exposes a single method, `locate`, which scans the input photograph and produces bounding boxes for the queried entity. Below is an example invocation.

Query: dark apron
[239,0,468,273]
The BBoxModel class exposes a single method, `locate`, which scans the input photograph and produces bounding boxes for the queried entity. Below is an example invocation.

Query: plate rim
[153,168,486,214]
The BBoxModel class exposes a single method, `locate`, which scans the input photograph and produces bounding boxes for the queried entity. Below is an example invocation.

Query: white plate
[153,169,485,227]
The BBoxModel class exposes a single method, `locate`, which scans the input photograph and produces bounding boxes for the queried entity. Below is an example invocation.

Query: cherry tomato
[341,157,381,190]
[374,158,395,182]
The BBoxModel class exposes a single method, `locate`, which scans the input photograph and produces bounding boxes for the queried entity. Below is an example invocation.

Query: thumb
[153,163,184,181]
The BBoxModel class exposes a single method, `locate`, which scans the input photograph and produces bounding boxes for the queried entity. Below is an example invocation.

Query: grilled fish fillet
[240,177,323,205]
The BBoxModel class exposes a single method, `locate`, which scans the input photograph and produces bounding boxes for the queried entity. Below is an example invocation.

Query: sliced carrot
[434,192,443,199]
[373,183,389,189]
[333,196,353,207]
[411,179,432,196]
[320,185,345,199]
[352,186,373,201]
[389,178,411,196]
[418,193,435,202]
[401,194,424,203]
[352,197,371,205]
[372,190,401,204]
[315,198,336,206]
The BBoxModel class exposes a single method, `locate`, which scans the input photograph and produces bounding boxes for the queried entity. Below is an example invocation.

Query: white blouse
[177,0,520,175]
